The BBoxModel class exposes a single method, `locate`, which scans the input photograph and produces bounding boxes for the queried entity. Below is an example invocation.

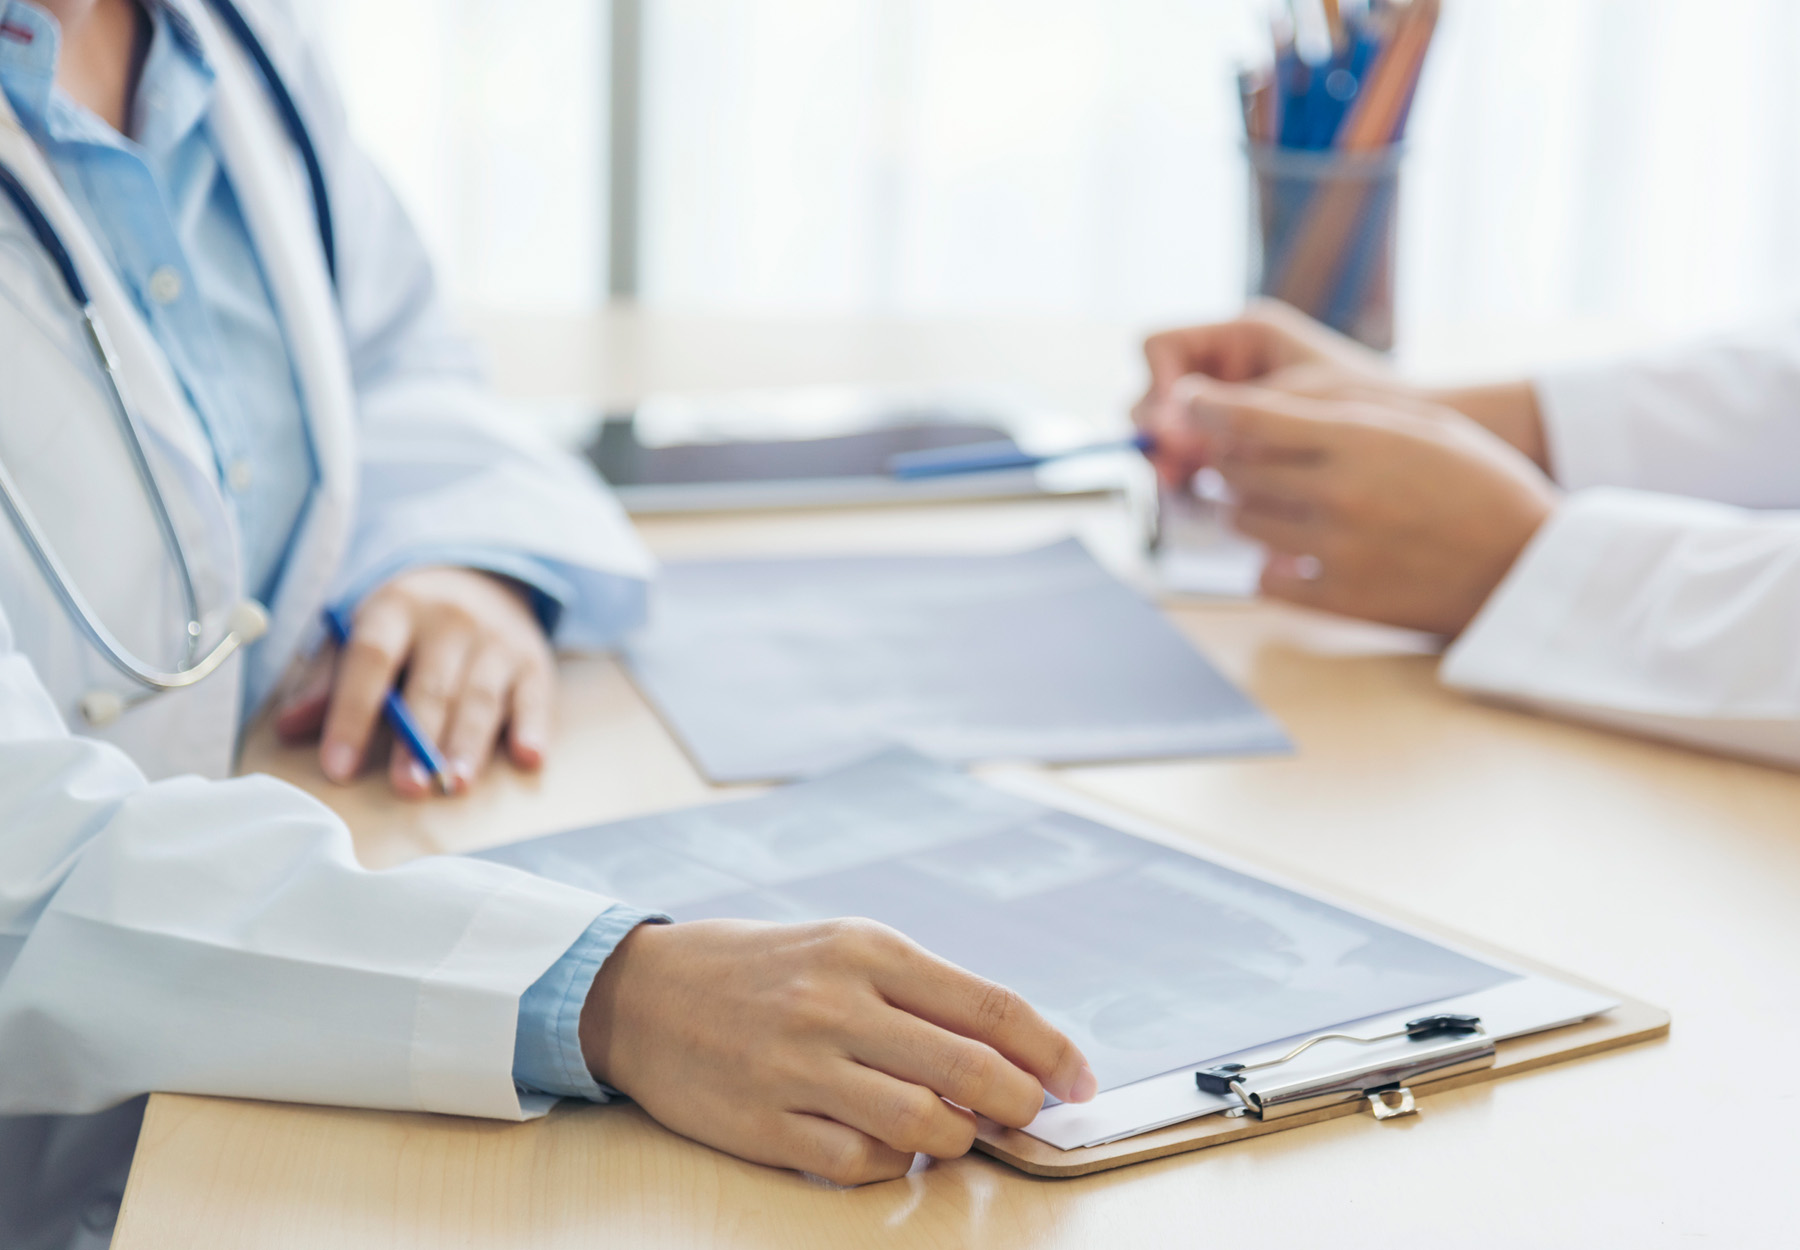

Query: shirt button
[227,461,254,492]
[147,266,183,304]
[82,1192,122,1232]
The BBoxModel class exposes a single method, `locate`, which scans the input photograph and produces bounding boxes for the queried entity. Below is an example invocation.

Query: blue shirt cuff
[333,546,576,637]
[513,904,669,1102]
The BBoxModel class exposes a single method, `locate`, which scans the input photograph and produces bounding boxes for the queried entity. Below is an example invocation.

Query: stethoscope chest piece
[77,598,270,727]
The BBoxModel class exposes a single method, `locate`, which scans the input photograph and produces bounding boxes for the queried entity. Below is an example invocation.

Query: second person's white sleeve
[1440,488,1800,768]
[1535,319,1800,508]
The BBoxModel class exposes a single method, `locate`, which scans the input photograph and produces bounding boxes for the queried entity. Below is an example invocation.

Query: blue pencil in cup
[321,605,456,796]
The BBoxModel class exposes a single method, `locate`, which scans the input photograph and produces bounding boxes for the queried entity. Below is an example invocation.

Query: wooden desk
[114,314,1800,1248]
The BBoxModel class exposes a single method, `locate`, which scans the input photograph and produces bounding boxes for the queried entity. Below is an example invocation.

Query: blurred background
[312,0,1800,356]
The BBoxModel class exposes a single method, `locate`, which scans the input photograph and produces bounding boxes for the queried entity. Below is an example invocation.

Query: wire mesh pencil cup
[1247,143,1404,351]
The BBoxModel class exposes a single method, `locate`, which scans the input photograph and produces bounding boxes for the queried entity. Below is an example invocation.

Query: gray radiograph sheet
[622,539,1290,783]
[476,751,1516,1093]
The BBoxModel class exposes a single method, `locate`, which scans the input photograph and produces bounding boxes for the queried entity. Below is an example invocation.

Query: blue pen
[889,431,1154,480]
[321,606,456,796]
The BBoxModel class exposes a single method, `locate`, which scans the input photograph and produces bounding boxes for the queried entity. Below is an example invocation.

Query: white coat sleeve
[1534,318,1800,508]
[1440,488,1800,768]
[0,606,621,1120]
[282,14,653,648]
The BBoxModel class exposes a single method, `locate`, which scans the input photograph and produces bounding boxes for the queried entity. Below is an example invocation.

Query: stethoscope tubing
[0,429,257,692]
[203,0,336,283]
[0,0,326,706]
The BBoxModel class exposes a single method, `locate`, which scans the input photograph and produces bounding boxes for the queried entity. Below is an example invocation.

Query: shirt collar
[0,0,214,155]
[0,2,61,132]
[133,1,214,158]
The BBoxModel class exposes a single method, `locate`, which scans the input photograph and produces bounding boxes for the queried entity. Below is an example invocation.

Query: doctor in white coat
[1135,300,1800,768]
[0,1,1094,1246]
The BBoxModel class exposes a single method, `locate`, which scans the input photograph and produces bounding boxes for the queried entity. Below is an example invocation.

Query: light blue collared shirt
[0,0,647,1103]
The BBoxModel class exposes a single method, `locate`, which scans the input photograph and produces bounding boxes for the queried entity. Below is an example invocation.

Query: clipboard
[475,749,1669,1179]
[975,941,1668,1178]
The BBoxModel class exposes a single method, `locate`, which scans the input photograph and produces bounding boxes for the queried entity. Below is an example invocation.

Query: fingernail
[406,760,430,790]
[321,742,356,783]
[451,758,477,789]
[1068,1064,1098,1104]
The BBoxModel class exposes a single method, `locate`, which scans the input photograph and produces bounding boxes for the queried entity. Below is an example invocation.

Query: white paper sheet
[1023,975,1617,1150]
[1154,478,1264,600]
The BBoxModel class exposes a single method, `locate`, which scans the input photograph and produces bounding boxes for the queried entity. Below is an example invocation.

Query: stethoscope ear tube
[0,162,90,305]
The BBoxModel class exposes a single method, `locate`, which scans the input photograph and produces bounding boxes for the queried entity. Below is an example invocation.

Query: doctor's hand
[1177,377,1560,635]
[581,918,1097,1187]
[274,567,555,797]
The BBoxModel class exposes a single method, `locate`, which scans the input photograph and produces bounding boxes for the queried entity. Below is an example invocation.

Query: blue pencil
[322,606,456,796]
[888,432,1154,480]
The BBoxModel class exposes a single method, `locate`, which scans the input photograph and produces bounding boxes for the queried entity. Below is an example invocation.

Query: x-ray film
[623,539,1290,782]
[478,751,1517,1094]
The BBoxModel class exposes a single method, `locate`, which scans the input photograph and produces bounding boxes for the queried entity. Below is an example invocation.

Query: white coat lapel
[0,99,226,507]
[179,0,360,704]
[0,94,246,775]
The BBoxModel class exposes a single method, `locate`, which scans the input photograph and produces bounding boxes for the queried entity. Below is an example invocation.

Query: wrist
[1425,381,1549,473]
[578,919,658,1091]
[1454,475,1559,637]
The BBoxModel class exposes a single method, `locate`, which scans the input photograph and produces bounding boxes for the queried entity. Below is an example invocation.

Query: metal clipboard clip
[1195,1013,1495,1123]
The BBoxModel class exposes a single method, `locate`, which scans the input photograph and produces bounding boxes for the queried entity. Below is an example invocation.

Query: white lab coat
[0,3,651,1247]
[1441,319,1800,768]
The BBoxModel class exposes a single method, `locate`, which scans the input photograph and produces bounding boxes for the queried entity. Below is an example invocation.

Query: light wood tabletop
[113,311,1799,1248]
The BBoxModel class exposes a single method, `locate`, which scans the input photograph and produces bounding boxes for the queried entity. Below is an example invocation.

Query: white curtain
[638,0,1800,343]
[312,0,607,312]
[314,1,1800,344]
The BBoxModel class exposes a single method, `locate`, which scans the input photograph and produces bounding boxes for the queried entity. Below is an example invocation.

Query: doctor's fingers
[1137,373,1316,486]
[506,660,554,770]
[431,642,556,786]
[1170,375,1364,468]
[768,1112,916,1187]
[870,941,1092,1106]
[1226,506,1349,613]
[1229,497,1335,558]
[272,648,335,743]
[1142,301,1338,393]
[1144,320,1279,393]
[847,1009,1046,1129]
[318,600,421,784]
[1209,456,1337,519]
[387,627,478,797]
[797,1060,978,1161]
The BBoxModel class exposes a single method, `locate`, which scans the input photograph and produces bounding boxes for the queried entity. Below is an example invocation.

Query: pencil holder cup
[1246,143,1404,351]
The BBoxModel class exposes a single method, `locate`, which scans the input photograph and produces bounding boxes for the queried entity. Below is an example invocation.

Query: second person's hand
[1177,377,1560,635]
[274,566,556,797]
[1133,300,1405,488]
[1133,302,1553,482]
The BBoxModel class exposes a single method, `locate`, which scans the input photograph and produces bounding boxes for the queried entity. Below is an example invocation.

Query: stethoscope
[0,0,335,727]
